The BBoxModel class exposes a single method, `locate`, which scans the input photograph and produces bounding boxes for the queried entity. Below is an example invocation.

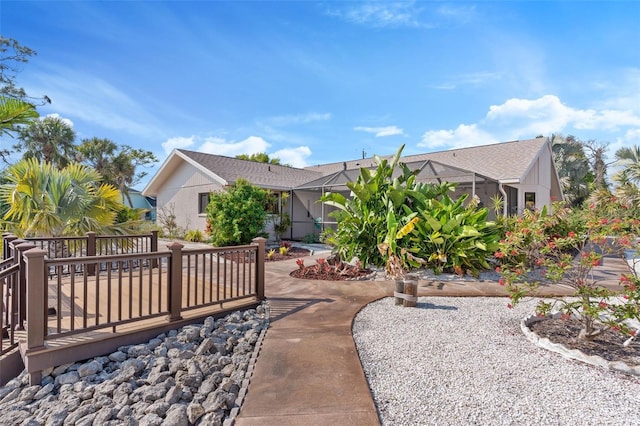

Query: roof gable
[143,149,322,195]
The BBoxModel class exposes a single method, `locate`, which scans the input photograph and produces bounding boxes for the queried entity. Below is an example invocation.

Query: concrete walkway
[235,253,632,426]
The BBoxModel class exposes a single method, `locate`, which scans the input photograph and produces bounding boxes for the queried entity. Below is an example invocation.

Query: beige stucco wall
[519,147,553,213]
[155,162,224,233]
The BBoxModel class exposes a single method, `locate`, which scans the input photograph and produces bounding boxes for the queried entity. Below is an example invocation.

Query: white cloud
[44,113,74,128]
[420,124,498,149]
[272,146,312,168]
[486,95,640,136]
[419,94,640,151]
[354,125,405,137]
[162,136,194,154]
[198,136,271,157]
[160,134,313,167]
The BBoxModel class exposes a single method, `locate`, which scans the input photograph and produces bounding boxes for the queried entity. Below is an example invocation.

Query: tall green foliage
[321,144,499,276]
[0,158,124,237]
[321,145,418,267]
[409,194,500,275]
[205,179,270,246]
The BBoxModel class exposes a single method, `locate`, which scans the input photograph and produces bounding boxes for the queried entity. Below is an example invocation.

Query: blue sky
[2,1,639,188]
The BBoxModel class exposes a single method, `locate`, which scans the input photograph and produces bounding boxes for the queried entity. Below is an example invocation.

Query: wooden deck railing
[1,233,265,384]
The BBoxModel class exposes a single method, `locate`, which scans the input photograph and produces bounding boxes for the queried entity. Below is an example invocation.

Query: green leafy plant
[205,179,270,246]
[320,144,421,267]
[321,144,498,276]
[302,232,320,244]
[409,193,500,275]
[184,229,204,242]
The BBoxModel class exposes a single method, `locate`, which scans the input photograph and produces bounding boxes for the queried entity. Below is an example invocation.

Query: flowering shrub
[497,201,639,341]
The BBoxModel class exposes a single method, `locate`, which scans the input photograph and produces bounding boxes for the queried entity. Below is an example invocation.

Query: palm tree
[615,145,640,185]
[78,138,156,207]
[0,95,38,162]
[551,134,591,206]
[0,95,38,136]
[15,115,77,169]
[0,158,123,237]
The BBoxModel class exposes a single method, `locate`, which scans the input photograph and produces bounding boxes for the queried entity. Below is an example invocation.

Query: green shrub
[302,232,319,243]
[184,229,205,242]
[409,193,500,275]
[321,144,499,276]
[205,179,270,246]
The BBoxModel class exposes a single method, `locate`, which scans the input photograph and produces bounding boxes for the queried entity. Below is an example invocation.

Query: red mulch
[289,262,372,281]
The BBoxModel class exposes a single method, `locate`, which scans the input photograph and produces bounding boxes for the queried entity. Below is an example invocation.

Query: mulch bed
[289,263,372,281]
[529,317,640,366]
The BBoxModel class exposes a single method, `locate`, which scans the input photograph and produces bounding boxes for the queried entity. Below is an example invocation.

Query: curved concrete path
[236,253,631,425]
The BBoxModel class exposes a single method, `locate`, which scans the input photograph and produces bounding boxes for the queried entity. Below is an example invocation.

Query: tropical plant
[78,138,157,206]
[0,158,124,237]
[185,229,205,242]
[205,179,270,246]
[15,115,77,169]
[320,144,419,267]
[0,95,38,162]
[321,144,498,276]
[550,134,592,206]
[0,96,38,137]
[615,145,640,185]
[409,193,500,275]
[377,209,419,278]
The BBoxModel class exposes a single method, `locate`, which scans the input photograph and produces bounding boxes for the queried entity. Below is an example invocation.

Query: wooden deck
[1,237,266,385]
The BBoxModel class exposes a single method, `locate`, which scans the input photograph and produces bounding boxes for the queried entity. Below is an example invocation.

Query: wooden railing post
[23,247,47,385]
[86,232,96,276]
[2,233,17,261]
[252,237,266,300]
[150,230,158,268]
[15,242,35,330]
[167,242,183,322]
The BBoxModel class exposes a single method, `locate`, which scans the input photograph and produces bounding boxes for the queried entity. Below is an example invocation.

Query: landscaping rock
[0,304,268,426]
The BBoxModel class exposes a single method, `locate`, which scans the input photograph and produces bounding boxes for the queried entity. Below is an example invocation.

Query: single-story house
[142,137,563,241]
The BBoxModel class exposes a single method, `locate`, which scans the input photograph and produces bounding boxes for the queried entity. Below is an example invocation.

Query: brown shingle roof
[304,138,549,182]
[178,149,322,190]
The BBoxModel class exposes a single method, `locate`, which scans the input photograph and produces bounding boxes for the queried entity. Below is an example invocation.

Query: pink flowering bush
[497,201,639,341]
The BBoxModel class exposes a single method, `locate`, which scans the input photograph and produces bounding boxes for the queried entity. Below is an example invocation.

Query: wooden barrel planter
[394,275,418,307]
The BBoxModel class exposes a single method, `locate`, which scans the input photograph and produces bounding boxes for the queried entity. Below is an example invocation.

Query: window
[525,192,536,211]
[198,192,210,214]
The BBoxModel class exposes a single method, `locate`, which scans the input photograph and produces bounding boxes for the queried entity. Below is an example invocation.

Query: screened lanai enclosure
[288,159,515,239]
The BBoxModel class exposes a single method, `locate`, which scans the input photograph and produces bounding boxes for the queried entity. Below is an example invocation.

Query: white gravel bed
[352,297,640,426]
